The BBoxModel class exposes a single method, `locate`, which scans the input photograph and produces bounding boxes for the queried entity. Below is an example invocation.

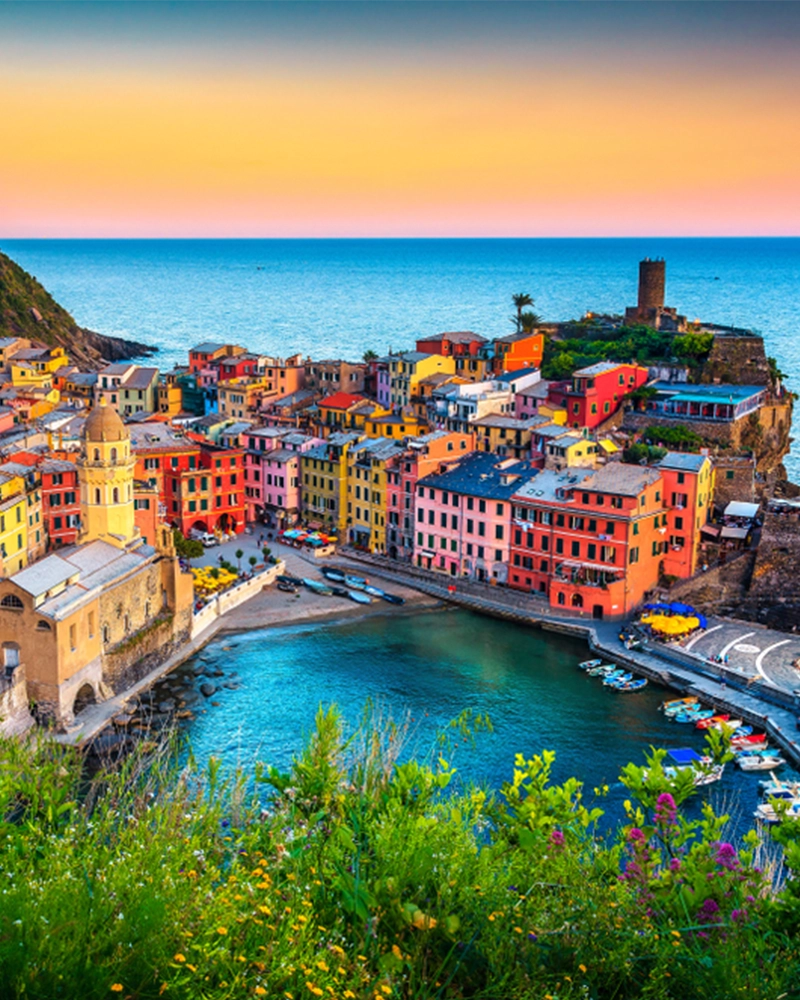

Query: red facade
[547,363,649,430]
[41,459,81,548]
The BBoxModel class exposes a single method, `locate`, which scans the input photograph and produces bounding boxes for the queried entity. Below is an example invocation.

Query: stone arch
[571,593,584,608]
[217,513,234,533]
[73,683,96,716]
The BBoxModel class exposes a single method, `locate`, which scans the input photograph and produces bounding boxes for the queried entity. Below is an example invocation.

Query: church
[0,399,193,730]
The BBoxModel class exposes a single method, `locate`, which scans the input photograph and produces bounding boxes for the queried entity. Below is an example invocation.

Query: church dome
[84,398,127,442]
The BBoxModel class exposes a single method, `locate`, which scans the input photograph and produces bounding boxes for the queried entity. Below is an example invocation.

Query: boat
[732,726,753,739]
[754,799,800,824]
[734,742,770,755]
[732,732,768,746]
[712,718,742,731]
[617,678,648,692]
[364,585,385,598]
[586,664,612,676]
[344,574,368,590]
[330,585,350,598]
[674,710,708,724]
[321,567,346,582]
[603,672,633,686]
[759,776,800,799]
[347,590,371,605]
[277,580,298,594]
[379,591,405,605]
[662,696,698,713]
[664,702,704,718]
[696,713,729,730]
[738,754,786,772]
[579,659,603,671]
[277,573,304,586]
[302,578,333,596]
[686,710,715,725]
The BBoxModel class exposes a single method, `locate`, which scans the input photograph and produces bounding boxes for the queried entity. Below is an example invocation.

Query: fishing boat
[712,718,742,731]
[344,574,368,590]
[696,713,728,730]
[617,678,648,692]
[586,664,611,676]
[379,591,405,605]
[754,799,800,824]
[732,732,768,747]
[321,567,346,582]
[662,696,698,713]
[364,585,385,598]
[603,672,633,686]
[303,578,333,596]
[347,589,371,605]
[330,585,350,598]
[738,754,786,772]
[674,710,708,724]
[664,702,704,718]
[579,658,603,671]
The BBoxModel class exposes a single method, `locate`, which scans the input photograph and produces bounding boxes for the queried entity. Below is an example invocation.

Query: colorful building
[0,469,28,576]
[471,414,543,460]
[305,359,367,396]
[491,331,544,374]
[300,432,362,535]
[244,431,321,527]
[547,362,649,431]
[188,342,245,374]
[316,392,366,434]
[385,430,474,562]
[40,458,81,548]
[657,452,714,579]
[509,464,667,618]
[414,452,531,581]
[96,364,160,417]
[346,438,404,553]
[389,352,456,409]
[415,331,487,359]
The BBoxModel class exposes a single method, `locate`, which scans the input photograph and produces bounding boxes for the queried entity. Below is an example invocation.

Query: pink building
[244,428,321,526]
[414,451,532,582]
[385,430,475,561]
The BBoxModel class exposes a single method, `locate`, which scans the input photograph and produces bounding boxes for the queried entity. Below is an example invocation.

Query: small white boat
[759,775,800,799]
[754,799,800,824]
[711,718,742,731]
[662,696,698,713]
[738,755,785,772]
[579,658,602,671]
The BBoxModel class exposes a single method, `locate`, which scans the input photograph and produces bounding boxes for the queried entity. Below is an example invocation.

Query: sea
[3,236,799,472]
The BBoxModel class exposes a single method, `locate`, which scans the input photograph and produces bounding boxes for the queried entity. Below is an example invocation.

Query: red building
[188,342,244,374]
[217,353,263,382]
[547,362,649,431]
[129,423,245,538]
[508,464,668,619]
[416,331,487,358]
[40,458,81,548]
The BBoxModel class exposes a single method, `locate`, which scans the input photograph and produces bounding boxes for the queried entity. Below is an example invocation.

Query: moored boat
[579,658,603,671]
[321,567,346,582]
[379,591,405,605]
[617,678,648,692]
[662,696,698,713]
[330,585,350,598]
[737,754,785,772]
[345,574,368,590]
[364,585,385,598]
[347,589,371,604]
[712,718,742,731]
[303,578,333,596]
[696,713,729,730]
[603,672,633,686]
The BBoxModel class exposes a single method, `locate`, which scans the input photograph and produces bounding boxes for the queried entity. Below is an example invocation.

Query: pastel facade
[389,352,456,409]
[346,438,404,553]
[96,364,160,417]
[547,362,649,431]
[491,331,544,373]
[0,470,28,575]
[301,432,362,534]
[414,452,530,582]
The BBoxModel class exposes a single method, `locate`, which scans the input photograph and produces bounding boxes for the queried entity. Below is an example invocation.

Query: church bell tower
[78,398,139,548]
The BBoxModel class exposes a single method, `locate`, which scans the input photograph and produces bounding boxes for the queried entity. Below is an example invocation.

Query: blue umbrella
[670,602,694,615]
[696,613,708,629]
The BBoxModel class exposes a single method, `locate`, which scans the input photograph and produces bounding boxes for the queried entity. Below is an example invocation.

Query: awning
[558,559,620,573]
[724,501,759,519]
[420,549,436,557]
[721,525,750,540]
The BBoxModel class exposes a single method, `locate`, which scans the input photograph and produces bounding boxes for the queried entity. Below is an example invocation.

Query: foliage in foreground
[2,709,800,1000]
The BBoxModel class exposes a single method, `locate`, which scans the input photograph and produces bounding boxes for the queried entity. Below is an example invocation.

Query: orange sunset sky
[1,1,798,237]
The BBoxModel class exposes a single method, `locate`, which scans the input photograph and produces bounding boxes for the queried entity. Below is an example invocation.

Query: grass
[1,707,800,999]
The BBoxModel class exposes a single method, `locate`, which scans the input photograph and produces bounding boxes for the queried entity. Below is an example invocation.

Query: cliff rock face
[697,333,772,386]
[0,249,156,368]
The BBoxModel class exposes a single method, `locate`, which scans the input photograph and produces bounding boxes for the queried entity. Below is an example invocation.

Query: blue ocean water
[158,610,779,837]
[3,237,799,473]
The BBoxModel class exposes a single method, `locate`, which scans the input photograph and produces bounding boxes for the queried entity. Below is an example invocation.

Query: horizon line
[3,234,800,242]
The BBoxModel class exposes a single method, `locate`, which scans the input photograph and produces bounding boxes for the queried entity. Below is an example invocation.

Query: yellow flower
[174,953,187,963]
[306,984,324,997]
[316,960,329,972]
[513,926,522,934]
[380,986,392,995]
[110,988,124,995]
[344,993,356,999]
[258,905,272,916]
[217,927,228,936]
[187,965,197,973]
[579,964,587,973]
[392,944,402,960]
[255,990,267,997]
[671,930,681,938]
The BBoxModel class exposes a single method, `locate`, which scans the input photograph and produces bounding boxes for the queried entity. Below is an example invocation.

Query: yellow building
[78,399,138,547]
[363,412,429,440]
[217,377,271,419]
[9,346,68,388]
[300,432,362,534]
[471,415,543,460]
[540,429,601,471]
[389,352,456,409]
[346,437,404,553]
[0,471,28,576]
[453,355,492,382]
[0,401,194,730]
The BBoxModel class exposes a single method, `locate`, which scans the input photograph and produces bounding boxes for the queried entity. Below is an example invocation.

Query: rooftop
[318,391,365,410]
[190,342,228,354]
[583,463,661,497]
[573,361,635,377]
[422,331,487,345]
[493,367,540,384]
[513,467,595,504]
[651,381,765,403]
[418,451,533,500]
[472,414,545,430]
[657,452,709,473]
[123,367,159,389]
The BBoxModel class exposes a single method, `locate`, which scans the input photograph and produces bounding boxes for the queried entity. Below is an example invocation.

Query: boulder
[199,682,217,698]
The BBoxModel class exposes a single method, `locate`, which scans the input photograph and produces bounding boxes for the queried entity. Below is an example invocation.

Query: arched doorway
[571,593,584,609]
[218,513,234,534]
[73,683,96,716]
[191,520,208,534]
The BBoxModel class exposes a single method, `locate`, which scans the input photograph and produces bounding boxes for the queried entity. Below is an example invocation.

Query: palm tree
[363,349,378,362]
[520,310,542,334]
[512,293,534,333]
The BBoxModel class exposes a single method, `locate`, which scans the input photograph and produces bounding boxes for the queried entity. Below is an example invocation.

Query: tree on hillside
[512,293,534,333]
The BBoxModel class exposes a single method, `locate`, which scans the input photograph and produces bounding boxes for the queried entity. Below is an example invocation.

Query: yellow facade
[217,378,270,418]
[364,413,428,440]
[0,473,28,576]
[539,403,568,426]
[346,439,402,553]
[300,435,361,535]
[78,400,138,548]
[390,353,456,408]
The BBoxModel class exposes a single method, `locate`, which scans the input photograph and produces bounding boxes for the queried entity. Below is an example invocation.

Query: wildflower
[731,908,748,922]
[110,988,124,994]
[344,993,356,999]
[671,930,681,938]
[654,792,677,826]
[306,983,324,997]
[579,964,587,973]
[392,944,403,960]
[513,926,522,934]
[255,990,267,997]
[527,931,537,941]
[316,961,329,972]
[187,965,197,973]
[713,842,740,870]
[628,827,645,843]
[549,829,565,848]
[697,898,722,924]
[380,987,392,996]
[174,953,187,963]
[669,858,682,872]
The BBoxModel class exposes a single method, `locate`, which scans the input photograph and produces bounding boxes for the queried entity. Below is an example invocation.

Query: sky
[1,1,798,238]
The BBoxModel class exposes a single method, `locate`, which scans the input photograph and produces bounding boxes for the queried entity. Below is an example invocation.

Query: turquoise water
[4,236,799,475]
[158,608,780,834]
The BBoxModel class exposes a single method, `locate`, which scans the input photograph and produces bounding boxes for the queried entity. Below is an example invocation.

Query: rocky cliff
[0,249,157,368]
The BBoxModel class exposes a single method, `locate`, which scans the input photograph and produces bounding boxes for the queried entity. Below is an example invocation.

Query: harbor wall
[190,562,284,640]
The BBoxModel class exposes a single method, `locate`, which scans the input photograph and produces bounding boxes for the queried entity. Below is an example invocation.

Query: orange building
[492,331,544,374]
[657,452,714,579]
[509,464,668,619]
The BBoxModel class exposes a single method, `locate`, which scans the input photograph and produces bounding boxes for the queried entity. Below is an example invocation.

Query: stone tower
[637,258,666,312]
[78,398,139,548]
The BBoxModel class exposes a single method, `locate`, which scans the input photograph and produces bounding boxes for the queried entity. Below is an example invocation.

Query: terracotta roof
[318,392,364,410]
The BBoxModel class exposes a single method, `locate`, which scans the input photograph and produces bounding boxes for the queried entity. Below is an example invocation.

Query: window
[629,547,639,564]
[440,512,447,528]
[557,592,565,605]
[495,524,503,540]
[588,519,597,532]
[571,540,580,557]
[496,503,504,516]
[88,612,94,638]
[588,543,596,559]
[478,522,486,537]
[94,488,101,504]
[541,535,549,552]
[726,470,735,480]
[0,594,23,610]
[555,537,564,554]
[36,620,51,631]
[112,487,119,504]
[633,522,639,536]
[467,497,474,511]
[110,447,117,461]
[69,623,77,650]
[675,516,684,530]
[677,472,685,484]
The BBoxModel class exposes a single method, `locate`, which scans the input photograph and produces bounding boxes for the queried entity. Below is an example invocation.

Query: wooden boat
[347,589,371,605]
[579,659,603,671]
[664,702,704,718]
[732,732,768,746]
[738,754,785,772]
[345,574,368,590]
[674,710,708,724]
[662,696,698,713]
[303,578,333,596]
[321,567,346,582]
[379,591,405,605]
[330,585,350,598]
[277,573,304,586]
[603,672,633,686]
[277,580,298,594]
[617,678,648,692]
[712,718,742,731]
[732,726,753,739]
[364,585,385,598]
[696,713,729,730]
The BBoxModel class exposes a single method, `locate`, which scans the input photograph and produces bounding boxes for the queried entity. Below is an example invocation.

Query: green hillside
[0,248,156,367]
